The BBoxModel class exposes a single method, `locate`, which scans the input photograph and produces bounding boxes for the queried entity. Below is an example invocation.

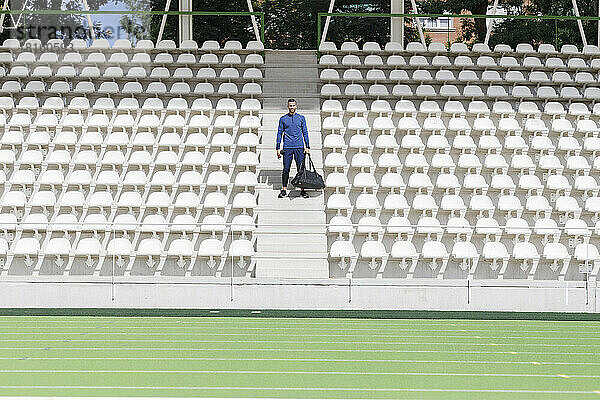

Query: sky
[95,1,130,44]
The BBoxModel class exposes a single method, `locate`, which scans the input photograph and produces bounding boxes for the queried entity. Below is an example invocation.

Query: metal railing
[317,12,600,50]
[0,10,265,44]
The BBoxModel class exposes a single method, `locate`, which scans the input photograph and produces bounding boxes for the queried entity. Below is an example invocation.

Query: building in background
[419,4,507,44]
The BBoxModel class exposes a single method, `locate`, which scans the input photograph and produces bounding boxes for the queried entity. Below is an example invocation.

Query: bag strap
[304,153,316,172]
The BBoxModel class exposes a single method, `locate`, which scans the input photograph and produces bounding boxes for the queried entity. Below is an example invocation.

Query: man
[276,98,310,198]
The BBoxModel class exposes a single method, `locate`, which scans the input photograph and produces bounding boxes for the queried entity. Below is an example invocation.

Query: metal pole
[572,0,588,47]
[598,0,600,46]
[555,18,558,50]
[81,0,96,40]
[157,0,173,44]
[246,0,260,42]
[178,0,192,43]
[260,13,264,43]
[317,13,322,50]
[484,0,499,46]
[320,0,336,45]
[409,0,426,47]
[0,0,9,34]
[391,0,404,48]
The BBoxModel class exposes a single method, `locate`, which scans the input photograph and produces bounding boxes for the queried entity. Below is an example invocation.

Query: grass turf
[0,316,598,399]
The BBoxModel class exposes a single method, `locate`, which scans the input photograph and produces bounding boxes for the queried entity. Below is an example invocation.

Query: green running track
[0,316,598,399]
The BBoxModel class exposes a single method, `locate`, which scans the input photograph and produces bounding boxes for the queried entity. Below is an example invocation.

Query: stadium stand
[320,40,600,281]
[0,38,263,276]
[1,36,599,285]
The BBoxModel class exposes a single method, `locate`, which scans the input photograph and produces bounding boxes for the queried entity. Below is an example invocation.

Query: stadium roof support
[81,0,96,40]
[321,0,424,48]
[320,0,336,46]
[571,0,587,46]
[483,0,498,46]
[246,0,260,43]
[0,0,29,33]
[157,0,260,44]
[179,0,192,42]
[157,0,172,43]
[390,0,404,48]
[408,0,426,47]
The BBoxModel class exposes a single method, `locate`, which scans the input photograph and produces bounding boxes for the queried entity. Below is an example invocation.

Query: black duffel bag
[291,153,325,190]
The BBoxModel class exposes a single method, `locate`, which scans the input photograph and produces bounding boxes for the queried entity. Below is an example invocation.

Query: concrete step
[254,260,330,279]
[256,235,328,253]
[255,50,327,279]
[262,98,320,111]
[257,186,324,208]
[257,210,325,223]
[258,151,323,171]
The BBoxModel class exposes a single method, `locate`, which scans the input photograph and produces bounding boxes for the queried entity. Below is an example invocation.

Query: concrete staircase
[254,50,329,278]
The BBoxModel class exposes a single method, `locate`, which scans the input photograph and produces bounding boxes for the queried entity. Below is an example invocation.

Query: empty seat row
[1,52,264,67]
[0,80,262,97]
[2,38,264,52]
[322,99,600,120]
[319,53,600,71]
[320,41,600,57]
[1,166,256,189]
[0,147,259,171]
[321,83,600,101]
[329,239,599,272]
[320,68,599,86]
[1,65,263,80]
[322,114,597,136]
[0,210,256,231]
[0,96,261,116]
[2,236,254,270]
[325,190,599,218]
[328,212,600,236]
[0,188,257,215]
[1,111,260,131]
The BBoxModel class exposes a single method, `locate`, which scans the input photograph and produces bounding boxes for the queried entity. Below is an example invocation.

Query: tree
[2,0,112,43]
[489,0,599,48]
[118,0,421,49]
[419,0,599,48]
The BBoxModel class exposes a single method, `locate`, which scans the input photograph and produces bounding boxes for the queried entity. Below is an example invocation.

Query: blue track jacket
[276,113,310,150]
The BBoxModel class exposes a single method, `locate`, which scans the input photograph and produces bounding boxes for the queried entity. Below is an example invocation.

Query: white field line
[0,339,598,347]
[0,347,597,355]
[0,370,599,378]
[1,357,599,365]
[0,317,598,328]
[0,386,595,394]
[0,332,596,341]
[0,326,596,335]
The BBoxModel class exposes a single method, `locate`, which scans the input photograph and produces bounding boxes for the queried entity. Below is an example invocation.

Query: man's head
[287,98,297,115]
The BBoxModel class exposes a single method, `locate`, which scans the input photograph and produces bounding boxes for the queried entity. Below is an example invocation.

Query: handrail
[317,11,600,49]
[0,10,265,43]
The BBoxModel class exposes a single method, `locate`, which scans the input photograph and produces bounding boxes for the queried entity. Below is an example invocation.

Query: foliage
[489,0,599,48]
[1,0,112,42]
[117,0,421,49]
[420,0,599,48]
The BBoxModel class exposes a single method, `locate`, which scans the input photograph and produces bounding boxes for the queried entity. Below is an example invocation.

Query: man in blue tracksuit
[276,98,310,198]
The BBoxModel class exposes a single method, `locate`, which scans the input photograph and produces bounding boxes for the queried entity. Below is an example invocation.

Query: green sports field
[0,315,599,399]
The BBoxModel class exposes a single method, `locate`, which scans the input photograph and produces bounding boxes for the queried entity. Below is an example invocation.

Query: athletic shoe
[278,189,287,198]
[300,190,309,199]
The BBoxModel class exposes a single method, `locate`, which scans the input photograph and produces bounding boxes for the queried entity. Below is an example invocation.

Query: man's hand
[276,149,281,159]
[304,148,310,154]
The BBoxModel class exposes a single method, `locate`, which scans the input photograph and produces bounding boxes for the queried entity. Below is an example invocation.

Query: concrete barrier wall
[0,277,597,313]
